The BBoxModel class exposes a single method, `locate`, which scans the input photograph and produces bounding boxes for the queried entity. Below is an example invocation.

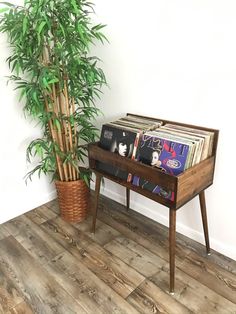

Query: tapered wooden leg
[199,190,211,255]
[92,174,102,234]
[126,188,130,210]
[169,208,176,294]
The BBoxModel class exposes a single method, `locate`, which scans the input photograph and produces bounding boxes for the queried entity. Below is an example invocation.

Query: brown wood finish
[0,236,87,313]
[97,195,236,305]
[118,197,235,275]
[150,267,236,313]
[4,215,64,266]
[126,188,130,210]
[104,236,168,277]
[92,173,101,233]
[40,216,145,299]
[43,251,140,314]
[0,225,10,241]
[0,196,235,313]
[88,114,219,293]
[0,268,24,313]
[92,168,175,208]
[25,204,58,225]
[180,250,236,304]
[176,157,215,208]
[169,208,176,294]
[73,215,121,246]
[6,301,34,314]
[89,144,177,191]
[199,190,211,254]
[127,279,192,314]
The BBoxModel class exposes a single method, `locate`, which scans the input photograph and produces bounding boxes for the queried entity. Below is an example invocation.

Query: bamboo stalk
[64,80,78,180]
[58,87,73,180]
[47,26,69,181]
[44,96,64,181]
[71,96,79,180]
[52,84,69,181]
[42,46,64,181]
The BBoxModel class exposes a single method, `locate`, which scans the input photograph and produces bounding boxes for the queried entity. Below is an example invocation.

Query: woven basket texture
[55,180,89,222]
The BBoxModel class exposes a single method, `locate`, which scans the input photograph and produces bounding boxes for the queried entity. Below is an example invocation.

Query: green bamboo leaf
[77,24,85,41]
[59,23,65,37]
[19,88,26,101]
[37,20,46,35]
[83,174,89,187]
[0,0,108,182]
[23,16,28,35]
[42,77,49,88]
[33,91,40,104]
[71,0,79,14]
[35,144,43,157]
[48,78,59,84]
[92,24,106,31]
[54,118,61,131]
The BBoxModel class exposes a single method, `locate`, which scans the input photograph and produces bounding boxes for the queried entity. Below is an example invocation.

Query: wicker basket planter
[55,179,89,222]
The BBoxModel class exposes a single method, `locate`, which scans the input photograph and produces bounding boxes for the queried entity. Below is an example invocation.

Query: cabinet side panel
[176,158,215,208]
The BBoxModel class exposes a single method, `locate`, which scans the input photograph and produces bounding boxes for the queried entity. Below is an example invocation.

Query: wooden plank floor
[0,194,236,314]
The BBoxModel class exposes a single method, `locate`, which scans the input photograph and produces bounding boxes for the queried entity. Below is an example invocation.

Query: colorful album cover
[97,124,138,180]
[132,134,190,200]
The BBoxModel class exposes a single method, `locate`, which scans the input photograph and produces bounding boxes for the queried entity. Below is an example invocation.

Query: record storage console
[88,113,219,294]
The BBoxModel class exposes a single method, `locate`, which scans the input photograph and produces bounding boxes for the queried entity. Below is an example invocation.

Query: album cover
[97,124,139,180]
[132,134,190,200]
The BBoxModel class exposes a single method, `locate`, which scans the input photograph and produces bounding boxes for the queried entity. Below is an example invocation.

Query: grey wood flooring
[0,194,236,313]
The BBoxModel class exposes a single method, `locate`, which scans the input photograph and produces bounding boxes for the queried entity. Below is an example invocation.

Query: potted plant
[0,0,107,222]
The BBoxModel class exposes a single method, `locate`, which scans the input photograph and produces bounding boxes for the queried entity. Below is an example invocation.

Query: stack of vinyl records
[98,115,214,200]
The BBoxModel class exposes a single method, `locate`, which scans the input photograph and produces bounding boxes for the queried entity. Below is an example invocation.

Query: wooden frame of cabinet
[88,113,219,294]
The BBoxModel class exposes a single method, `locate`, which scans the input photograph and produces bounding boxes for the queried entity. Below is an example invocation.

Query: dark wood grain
[0,268,23,313]
[127,279,192,314]
[73,215,121,246]
[89,143,177,191]
[92,173,102,233]
[126,188,130,210]
[97,196,236,306]
[97,198,188,264]
[199,190,210,253]
[176,158,215,208]
[93,169,175,207]
[112,193,236,275]
[88,115,219,294]
[180,251,236,304]
[169,208,176,293]
[0,193,234,314]
[0,236,87,314]
[104,236,168,277]
[45,199,60,214]
[4,215,64,266]
[25,204,58,225]
[44,250,139,314]
[150,266,236,314]
[41,216,145,298]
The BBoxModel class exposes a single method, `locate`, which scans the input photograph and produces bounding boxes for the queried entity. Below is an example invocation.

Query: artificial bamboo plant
[0,0,107,184]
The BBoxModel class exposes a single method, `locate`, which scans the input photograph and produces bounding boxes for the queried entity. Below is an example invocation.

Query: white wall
[93,0,236,260]
[0,0,56,222]
[0,1,235,260]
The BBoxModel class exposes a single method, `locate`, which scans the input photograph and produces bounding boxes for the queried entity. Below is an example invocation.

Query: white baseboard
[92,182,236,261]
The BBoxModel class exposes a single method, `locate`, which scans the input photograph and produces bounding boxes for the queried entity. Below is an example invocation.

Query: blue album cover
[132,134,190,200]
